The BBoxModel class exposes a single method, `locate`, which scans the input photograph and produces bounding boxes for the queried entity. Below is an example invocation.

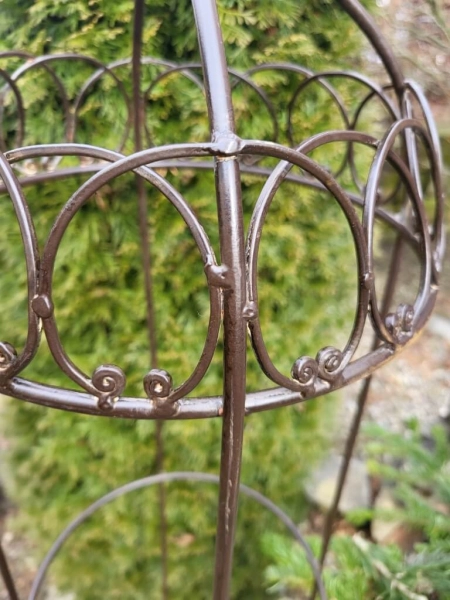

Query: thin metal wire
[131,1,169,598]
[0,542,19,600]
[27,472,327,600]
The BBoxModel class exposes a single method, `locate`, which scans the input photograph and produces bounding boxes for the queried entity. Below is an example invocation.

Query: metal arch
[0,153,40,381]
[28,472,327,600]
[337,0,405,95]
[9,142,223,411]
[0,0,445,599]
[5,54,72,144]
[0,68,25,151]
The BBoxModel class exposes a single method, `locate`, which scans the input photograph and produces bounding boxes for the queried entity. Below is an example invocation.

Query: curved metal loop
[73,57,205,151]
[143,62,205,98]
[28,471,327,600]
[0,68,26,151]
[296,127,438,343]
[265,66,350,148]
[144,63,279,145]
[244,139,369,395]
[402,81,445,273]
[6,143,221,413]
[347,85,401,198]
[363,118,436,345]
[349,81,399,126]
[346,83,400,195]
[227,68,279,142]
[5,54,133,152]
[48,54,133,150]
[100,57,206,148]
[288,70,401,182]
[6,54,72,145]
[143,63,206,146]
[336,0,405,95]
[288,71,351,144]
[0,151,40,382]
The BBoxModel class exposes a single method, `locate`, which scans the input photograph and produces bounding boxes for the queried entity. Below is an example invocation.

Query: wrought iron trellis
[0,0,445,598]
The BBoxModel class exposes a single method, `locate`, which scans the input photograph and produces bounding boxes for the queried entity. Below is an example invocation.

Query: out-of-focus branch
[378,0,450,99]
[353,535,428,600]
[426,0,450,41]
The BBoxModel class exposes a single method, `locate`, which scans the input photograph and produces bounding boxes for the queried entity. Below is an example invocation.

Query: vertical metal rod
[132,2,168,598]
[212,159,247,600]
[0,542,19,600]
[310,234,404,600]
[191,1,247,598]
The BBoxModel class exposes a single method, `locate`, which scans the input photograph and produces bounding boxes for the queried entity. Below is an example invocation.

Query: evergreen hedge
[0,1,368,597]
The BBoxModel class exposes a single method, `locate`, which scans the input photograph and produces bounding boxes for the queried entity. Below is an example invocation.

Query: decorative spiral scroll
[316,347,344,382]
[291,357,318,394]
[92,364,126,411]
[290,347,345,392]
[144,369,174,400]
[385,304,415,345]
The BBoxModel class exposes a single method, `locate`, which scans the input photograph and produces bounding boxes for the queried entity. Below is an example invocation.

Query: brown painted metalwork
[0,0,445,598]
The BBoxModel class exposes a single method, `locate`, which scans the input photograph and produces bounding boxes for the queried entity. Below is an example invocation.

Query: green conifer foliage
[0,1,369,597]
[263,423,450,599]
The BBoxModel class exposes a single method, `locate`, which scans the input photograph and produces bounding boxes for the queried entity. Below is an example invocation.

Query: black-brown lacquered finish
[0,0,445,598]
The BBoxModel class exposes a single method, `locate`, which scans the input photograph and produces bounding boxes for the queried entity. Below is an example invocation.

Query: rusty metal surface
[0,0,445,598]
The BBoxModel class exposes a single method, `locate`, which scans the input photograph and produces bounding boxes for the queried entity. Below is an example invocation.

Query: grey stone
[371,487,400,543]
[305,455,371,514]
[427,314,450,342]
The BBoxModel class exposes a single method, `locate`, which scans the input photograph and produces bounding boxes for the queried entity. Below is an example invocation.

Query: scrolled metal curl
[316,346,344,382]
[143,369,173,400]
[291,356,318,394]
[385,303,415,345]
[92,364,126,411]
